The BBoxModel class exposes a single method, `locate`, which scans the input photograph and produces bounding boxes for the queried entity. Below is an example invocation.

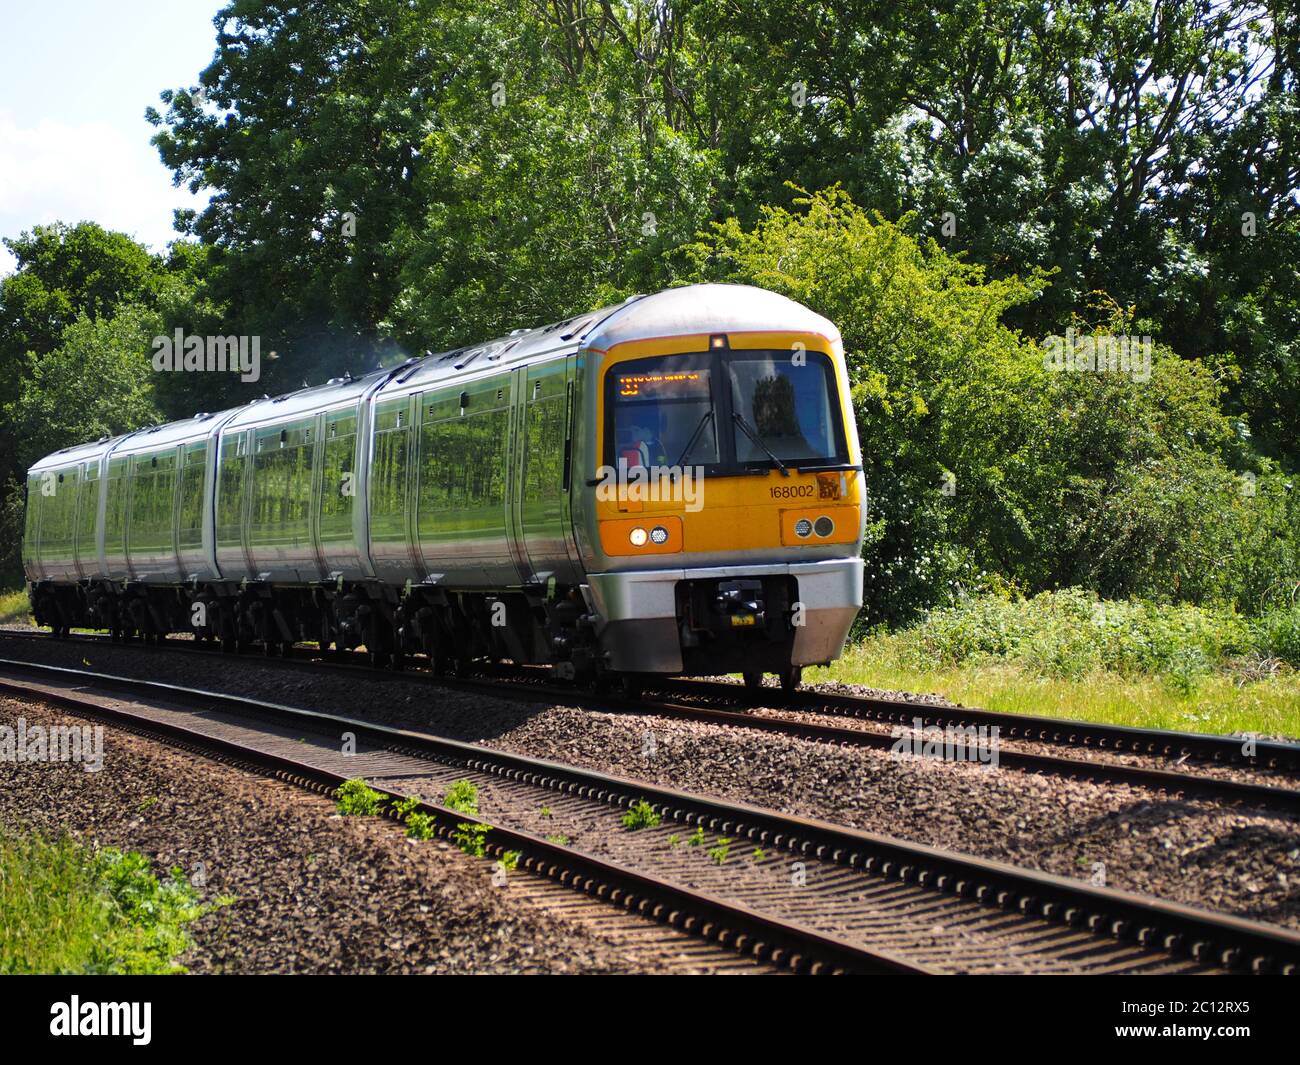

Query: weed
[0,831,209,974]
[404,812,435,841]
[335,778,384,816]
[443,779,479,816]
[621,799,660,830]
[451,822,489,858]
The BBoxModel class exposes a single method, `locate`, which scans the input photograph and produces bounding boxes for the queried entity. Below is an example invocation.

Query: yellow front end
[581,328,865,678]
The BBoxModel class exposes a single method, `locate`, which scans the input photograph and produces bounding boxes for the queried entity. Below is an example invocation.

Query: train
[21,283,865,692]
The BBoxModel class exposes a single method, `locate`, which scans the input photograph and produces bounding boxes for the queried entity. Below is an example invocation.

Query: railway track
[5,628,1300,814]
[2,654,1299,974]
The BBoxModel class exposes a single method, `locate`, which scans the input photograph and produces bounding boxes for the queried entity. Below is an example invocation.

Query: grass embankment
[0,830,207,974]
[809,590,1300,740]
[0,588,31,627]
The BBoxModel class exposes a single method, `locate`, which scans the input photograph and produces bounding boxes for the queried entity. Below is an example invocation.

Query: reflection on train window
[609,355,718,468]
[727,353,841,464]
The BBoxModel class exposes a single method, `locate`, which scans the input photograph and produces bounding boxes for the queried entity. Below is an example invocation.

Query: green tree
[0,222,166,416]
[0,306,163,583]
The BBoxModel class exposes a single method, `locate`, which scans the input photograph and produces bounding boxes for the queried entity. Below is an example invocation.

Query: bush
[1255,607,1300,669]
[0,832,205,975]
[901,589,1259,680]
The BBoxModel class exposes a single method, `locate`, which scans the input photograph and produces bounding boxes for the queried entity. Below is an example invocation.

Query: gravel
[0,695,714,974]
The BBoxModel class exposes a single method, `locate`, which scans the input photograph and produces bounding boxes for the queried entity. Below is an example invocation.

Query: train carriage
[23,284,866,689]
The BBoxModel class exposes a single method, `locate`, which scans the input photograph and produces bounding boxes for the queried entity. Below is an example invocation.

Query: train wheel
[620,674,645,701]
[779,666,802,693]
[742,671,763,691]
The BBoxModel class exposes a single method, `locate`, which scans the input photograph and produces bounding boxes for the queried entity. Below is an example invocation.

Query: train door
[503,365,531,584]
[214,428,252,580]
[73,460,99,579]
[516,356,582,587]
[367,392,422,581]
[22,473,42,581]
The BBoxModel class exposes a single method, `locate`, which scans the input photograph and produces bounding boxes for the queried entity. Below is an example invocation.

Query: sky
[0,1,223,276]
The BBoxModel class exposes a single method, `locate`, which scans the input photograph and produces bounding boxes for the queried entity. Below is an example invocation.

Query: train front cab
[580,321,865,685]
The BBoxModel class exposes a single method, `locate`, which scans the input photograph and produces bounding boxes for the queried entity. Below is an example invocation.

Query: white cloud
[0,106,207,276]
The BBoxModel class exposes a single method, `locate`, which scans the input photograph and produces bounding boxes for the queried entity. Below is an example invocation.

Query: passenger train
[22,284,865,692]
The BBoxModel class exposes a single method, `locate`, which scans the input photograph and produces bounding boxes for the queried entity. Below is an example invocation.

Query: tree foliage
[687,188,1297,620]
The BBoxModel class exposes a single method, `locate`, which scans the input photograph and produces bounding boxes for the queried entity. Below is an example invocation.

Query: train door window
[75,463,99,568]
[177,443,206,553]
[128,451,175,558]
[370,400,412,545]
[215,434,248,550]
[104,457,130,561]
[319,412,357,548]
[41,465,77,565]
[522,364,567,521]
[416,379,509,547]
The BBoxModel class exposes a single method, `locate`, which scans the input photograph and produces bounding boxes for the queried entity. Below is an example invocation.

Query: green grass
[0,831,206,974]
[811,600,1300,743]
[0,588,32,627]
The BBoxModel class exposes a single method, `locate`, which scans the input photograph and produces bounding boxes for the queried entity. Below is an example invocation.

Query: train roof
[219,365,390,432]
[583,284,841,353]
[112,412,231,456]
[27,435,118,473]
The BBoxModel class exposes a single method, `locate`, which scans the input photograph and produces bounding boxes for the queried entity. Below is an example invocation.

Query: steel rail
[5,628,1299,813]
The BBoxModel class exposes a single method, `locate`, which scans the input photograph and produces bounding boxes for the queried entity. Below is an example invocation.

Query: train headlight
[629,527,649,547]
[794,518,813,538]
[814,516,834,537]
[649,526,669,545]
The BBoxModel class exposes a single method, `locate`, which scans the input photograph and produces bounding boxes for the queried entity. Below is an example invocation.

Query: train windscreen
[606,349,847,472]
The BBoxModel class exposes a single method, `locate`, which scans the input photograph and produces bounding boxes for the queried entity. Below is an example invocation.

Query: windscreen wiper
[674,409,715,467]
[732,412,790,476]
